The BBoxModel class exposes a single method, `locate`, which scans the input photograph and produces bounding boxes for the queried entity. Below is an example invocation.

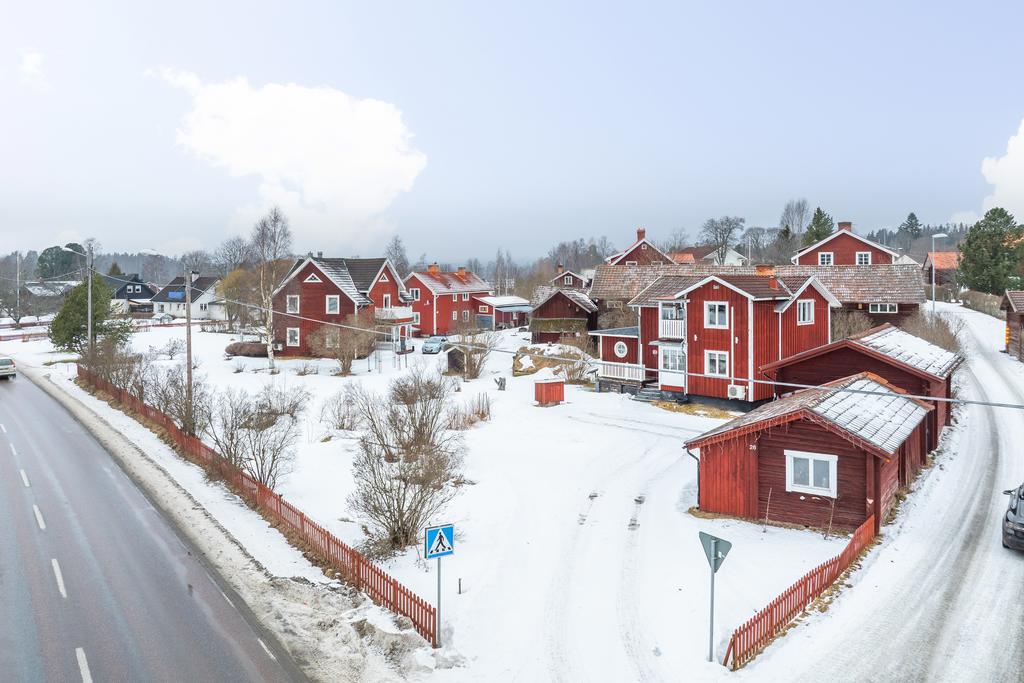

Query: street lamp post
[931,233,948,315]
[184,268,198,434]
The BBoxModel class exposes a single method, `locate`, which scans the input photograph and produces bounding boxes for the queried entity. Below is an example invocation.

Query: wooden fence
[0,331,50,342]
[77,365,437,646]
[722,515,876,670]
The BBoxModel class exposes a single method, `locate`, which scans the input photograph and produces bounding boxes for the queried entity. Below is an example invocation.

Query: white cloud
[955,117,1024,224]
[156,68,427,249]
[18,49,51,92]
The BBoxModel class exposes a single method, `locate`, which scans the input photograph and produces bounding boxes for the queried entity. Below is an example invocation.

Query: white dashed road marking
[51,559,67,599]
[258,638,277,660]
[75,647,93,683]
[33,505,45,530]
[20,469,30,487]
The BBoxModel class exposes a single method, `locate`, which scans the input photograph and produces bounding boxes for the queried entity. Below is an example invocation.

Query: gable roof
[1003,290,1024,313]
[605,234,673,265]
[150,276,220,303]
[275,256,405,305]
[686,373,931,459]
[670,245,745,263]
[924,252,961,271]
[406,269,492,295]
[549,270,588,284]
[791,229,899,263]
[588,326,639,337]
[668,252,696,264]
[761,323,963,380]
[532,287,598,314]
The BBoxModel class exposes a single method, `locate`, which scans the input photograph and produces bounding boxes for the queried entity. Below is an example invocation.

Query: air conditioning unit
[727,384,747,400]
[273,342,283,351]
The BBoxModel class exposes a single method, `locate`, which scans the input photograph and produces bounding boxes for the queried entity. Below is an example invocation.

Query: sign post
[698,531,732,663]
[425,523,455,648]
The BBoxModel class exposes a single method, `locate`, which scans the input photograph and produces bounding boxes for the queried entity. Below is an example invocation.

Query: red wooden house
[592,266,840,403]
[760,323,962,452]
[404,264,493,337]
[272,255,413,356]
[605,228,675,266]
[530,287,598,343]
[1001,291,1024,361]
[922,252,961,287]
[792,222,898,266]
[473,295,531,330]
[549,265,590,290]
[686,373,932,533]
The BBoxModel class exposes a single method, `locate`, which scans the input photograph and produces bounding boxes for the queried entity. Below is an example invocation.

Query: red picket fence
[722,515,876,670]
[77,365,437,646]
[0,331,49,342]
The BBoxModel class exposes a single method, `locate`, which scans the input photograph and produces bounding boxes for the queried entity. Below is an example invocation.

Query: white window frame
[641,243,648,250]
[869,303,899,314]
[286,327,300,347]
[625,260,638,266]
[818,252,834,266]
[325,295,340,314]
[412,312,421,324]
[199,303,208,311]
[613,341,629,359]
[158,304,165,312]
[286,295,300,314]
[704,350,729,377]
[478,305,488,313]
[462,293,470,301]
[796,299,814,325]
[303,273,322,283]
[462,310,470,322]
[660,346,684,371]
[452,294,458,302]
[410,287,420,301]
[452,310,458,321]
[855,251,872,266]
[704,301,728,329]
[379,273,389,282]
[784,449,838,498]
[564,275,573,285]
[383,293,392,308]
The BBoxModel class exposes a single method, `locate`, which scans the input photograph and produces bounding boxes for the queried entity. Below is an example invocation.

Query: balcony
[596,361,646,383]
[659,319,686,339]
[375,306,415,322]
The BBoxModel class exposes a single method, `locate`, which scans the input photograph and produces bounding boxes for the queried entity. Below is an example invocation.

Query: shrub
[319,387,362,432]
[901,312,964,353]
[831,309,874,340]
[961,290,1004,319]
[225,341,268,357]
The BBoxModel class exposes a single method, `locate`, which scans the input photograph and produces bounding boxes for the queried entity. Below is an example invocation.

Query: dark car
[1003,485,1024,550]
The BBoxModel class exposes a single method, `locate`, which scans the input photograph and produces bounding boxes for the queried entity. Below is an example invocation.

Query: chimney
[557,263,564,274]
[755,263,775,277]
[838,221,853,232]
[457,266,467,279]
[317,251,323,258]
[636,227,647,241]
[427,263,440,275]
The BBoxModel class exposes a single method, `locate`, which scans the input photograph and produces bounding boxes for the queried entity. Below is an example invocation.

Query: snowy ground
[3,326,857,681]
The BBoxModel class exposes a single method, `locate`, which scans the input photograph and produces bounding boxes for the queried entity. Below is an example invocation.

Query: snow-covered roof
[531,287,598,314]
[687,373,931,458]
[477,295,530,309]
[407,268,492,295]
[853,324,962,379]
[549,270,588,284]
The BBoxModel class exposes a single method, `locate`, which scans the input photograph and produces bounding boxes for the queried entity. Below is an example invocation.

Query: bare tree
[204,388,254,469]
[241,413,298,489]
[349,368,465,550]
[319,387,362,432]
[659,227,691,253]
[214,236,252,276]
[249,207,293,371]
[308,311,377,375]
[699,216,745,265]
[450,319,500,379]
[384,235,410,278]
[779,198,810,236]
[181,249,212,274]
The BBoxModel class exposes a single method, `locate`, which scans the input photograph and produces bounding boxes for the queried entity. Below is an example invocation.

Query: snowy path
[747,304,1024,682]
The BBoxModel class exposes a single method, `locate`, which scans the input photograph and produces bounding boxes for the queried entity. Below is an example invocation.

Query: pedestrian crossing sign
[425,524,455,559]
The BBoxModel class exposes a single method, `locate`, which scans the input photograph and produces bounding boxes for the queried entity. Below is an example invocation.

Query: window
[625,260,638,266]
[869,303,899,314]
[613,341,629,358]
[325,295,340,314]
[462,293,470,301]
[412,312,421,324]
[818,252,834,266]
[704,350,729,377]
[383,294,391,308]
[641,243,648,250]
[660,346,684,372]
[452,310,458,321]
[608,300,623,309]
[286,327,300,347]
[462,310,470,322]
[452,294,458,302]
[286,295,300,314]
[704,302,728,329]
[303,273,322,283]
[785,450,838,497]
[379,273,389,282]
[158,304,165,312]
[199,303,208,311]
[478,305,488,313]
[410,287,420,301]
[856,252,872,266]
[564,275,573,285]
[796,299,814,325]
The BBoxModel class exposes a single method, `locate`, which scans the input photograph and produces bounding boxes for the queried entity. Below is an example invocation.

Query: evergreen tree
[803,207,834,246]
[898,212,923,240]
[958,208,1023,294]
[107,261,123,277]
[48,274,117,353]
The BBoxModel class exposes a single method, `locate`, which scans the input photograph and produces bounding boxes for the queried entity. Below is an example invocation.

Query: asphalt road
[0,372,304,682]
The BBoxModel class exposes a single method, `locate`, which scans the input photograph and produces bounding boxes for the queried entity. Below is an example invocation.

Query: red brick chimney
[457,266,467,279]
[556,263,564,274]
[838,221,853,232]
[427,263,440,275]
[636,227,646,241]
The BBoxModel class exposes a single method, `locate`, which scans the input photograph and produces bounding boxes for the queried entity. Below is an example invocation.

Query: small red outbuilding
[686,373,932,534]
[760,323,962,452]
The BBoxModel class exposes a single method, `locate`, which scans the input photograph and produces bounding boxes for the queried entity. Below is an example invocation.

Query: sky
[3,0,1024,262]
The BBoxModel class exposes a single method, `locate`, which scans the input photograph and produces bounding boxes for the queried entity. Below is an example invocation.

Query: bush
[225,341,268,357]
[961,290,1004,319]
[901,312,964,353]
[159,338,185,360]
[319,387,362,432]
[831,309,874,340]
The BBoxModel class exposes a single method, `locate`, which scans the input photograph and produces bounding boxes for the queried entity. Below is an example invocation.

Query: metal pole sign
[698,531,732,663]
[425,523,455,648]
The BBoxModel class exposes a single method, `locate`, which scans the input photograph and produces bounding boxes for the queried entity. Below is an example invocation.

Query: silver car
[0,357,15,380]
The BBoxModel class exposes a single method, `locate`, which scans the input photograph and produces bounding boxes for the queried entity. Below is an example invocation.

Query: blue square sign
[425,524,454,559]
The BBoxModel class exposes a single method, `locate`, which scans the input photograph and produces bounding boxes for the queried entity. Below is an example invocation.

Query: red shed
[686,373,932,533]
[529,288,598,343]
[1001,291,1024,362]
[791,222,898,266]
[760,323,962,451]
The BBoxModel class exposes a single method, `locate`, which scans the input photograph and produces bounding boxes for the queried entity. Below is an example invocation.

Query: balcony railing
[596,361,646,382]
[659,319,686,339]
[375,306,414,321]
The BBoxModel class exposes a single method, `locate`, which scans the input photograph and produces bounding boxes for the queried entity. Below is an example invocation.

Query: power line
[93,268,1024,412]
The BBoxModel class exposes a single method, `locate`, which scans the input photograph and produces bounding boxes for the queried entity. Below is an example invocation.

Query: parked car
[0,357,16,380]
[421,336,447,354]
[1002,484,1024,550]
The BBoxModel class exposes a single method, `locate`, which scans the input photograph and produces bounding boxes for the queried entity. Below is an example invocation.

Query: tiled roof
[853,324,962,379]
[311,258,368,305]
[668,252,696,264]
[1004,290,1024,313]
[151,276,220,303]
[532,287,598,313]
[926,252,961,270]
[630,274,704,306]
[589,264,690,301]
[408,269,492,295]
[688,373,930,456]
[672,245,718,260]
[341,258,389,292]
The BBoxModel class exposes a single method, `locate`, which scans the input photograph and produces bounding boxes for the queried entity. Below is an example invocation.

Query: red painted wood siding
[598,335,639,363]
[612,242,673,265]
[751,301,779,401]
[554,273,586,288]
[697,438,759,518]
[272,262,358,356]
[1006,311,1023,360]
[405,274,491,336]
[639,307,660,371]
[366,265,403,310]
[795,232,894,266]
[686,282,749,400]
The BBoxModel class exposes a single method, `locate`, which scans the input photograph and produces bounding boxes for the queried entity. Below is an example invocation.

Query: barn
[760,323,962,451]
[1001,291,1024,362]
[529,288,598,343]
[686,373,932,534]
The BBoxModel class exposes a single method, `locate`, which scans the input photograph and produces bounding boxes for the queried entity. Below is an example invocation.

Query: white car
[0,357,16,380]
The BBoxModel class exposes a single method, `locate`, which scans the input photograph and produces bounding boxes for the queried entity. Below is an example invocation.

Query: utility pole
[184,267,195,434]
[15,251,20,326]
[86,242,93,356]
[931,233,948,315]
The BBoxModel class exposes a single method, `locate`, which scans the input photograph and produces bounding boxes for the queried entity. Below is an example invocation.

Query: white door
[383,293,391,308]
[658,346,687,391]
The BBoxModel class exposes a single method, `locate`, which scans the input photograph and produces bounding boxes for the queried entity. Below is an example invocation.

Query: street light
[931,233,948,314]
[61,243,94,355]
[184,268,199,434]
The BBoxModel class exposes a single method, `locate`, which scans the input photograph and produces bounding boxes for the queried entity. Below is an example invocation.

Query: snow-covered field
[2,325,852,680]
